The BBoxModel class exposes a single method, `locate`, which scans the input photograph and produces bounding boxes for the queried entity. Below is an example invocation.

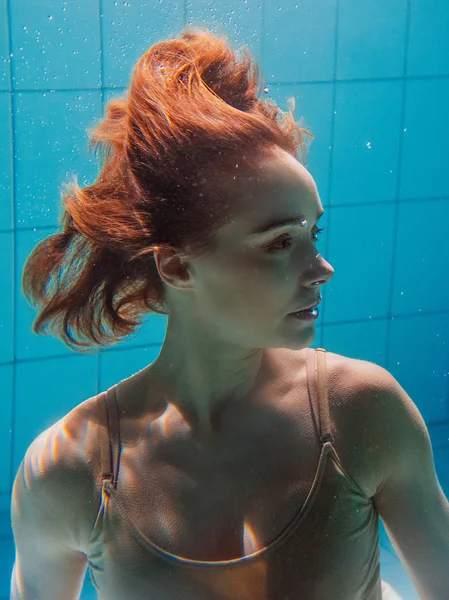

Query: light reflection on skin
[243,521,259,555]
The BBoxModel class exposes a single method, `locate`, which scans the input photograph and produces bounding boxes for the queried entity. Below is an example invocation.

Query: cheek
[206,258,294,316]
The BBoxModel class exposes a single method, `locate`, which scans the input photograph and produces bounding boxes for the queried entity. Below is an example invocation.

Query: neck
[151,317,270,438]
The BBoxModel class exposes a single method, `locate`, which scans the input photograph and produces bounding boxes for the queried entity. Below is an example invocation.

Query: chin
[281,325,316,350]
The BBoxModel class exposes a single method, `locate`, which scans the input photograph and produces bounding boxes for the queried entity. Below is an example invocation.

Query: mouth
[290,297,322,314]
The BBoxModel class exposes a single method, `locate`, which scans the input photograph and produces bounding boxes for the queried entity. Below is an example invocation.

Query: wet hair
[22,26,313,352]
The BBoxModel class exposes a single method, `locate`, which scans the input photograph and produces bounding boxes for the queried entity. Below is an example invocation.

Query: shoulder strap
[306,347,335,445]
[97,386,121,490]
[97,353,334,483]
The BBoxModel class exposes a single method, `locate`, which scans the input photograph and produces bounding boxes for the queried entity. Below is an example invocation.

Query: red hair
[22,26,313,351]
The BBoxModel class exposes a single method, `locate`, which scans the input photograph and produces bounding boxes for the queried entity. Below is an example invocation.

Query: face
[165,146,334,351]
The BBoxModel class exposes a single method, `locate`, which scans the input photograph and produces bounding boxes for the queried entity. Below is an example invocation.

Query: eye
[312,226,325,242]
[266,235,294,253]
[266,227,325,253]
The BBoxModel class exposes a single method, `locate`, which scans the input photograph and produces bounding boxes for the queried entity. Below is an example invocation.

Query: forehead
[244,146,317,198]
[214,147,321,232]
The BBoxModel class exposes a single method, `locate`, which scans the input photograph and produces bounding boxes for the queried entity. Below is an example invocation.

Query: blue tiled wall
[1,1,448,599]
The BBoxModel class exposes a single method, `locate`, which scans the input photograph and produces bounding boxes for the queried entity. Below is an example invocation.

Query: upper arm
[10,414,100,599]
[365,364,449,600]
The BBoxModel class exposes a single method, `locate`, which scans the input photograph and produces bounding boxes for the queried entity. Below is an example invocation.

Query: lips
[291,297,322,313]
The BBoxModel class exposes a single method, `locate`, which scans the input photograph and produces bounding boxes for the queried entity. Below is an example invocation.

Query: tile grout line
[0,72,448,95]
[385,0,412,372]
[322,0,341,347]
[1,309,448,366]
[2,195,449,236]
[5,0,17,495]
[96,0,105,396]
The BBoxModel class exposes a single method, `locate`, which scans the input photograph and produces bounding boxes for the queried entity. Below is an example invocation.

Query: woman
[11,27,448,600]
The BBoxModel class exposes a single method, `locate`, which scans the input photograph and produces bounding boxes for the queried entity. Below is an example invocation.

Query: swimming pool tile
[336,0,408,81]
[0,491,11,515]
[100,345,161,392]
[428,420,449,450]
[9,0,100,90]
[433,446,449,497]
[12,354,98,478]
[15,225,169,360]
[266,82,334,204]
[264,0,337,84]
[400,78,449,200]
[0,365,13,494]
[324,203,396,323]
[0,0,10,91]
[331,80,403,205]
[14,90,101,229]
[102,0,184,89]
[392,198,449,316]
[322,319,389,368]
[0,233,13,364]
[80,580,97,600]
[103,86,126,105]
[380,558,419,600]
[389,313,449,424]
[188,1,262,59]
[0,535,14,598]
[408,0,449,77]
[0,93,12,231]
[15,227,73,360]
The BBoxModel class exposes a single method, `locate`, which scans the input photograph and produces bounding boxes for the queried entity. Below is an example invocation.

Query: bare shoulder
[12,393,105,554]
[325,350,416,422]
[323,350,417,496]
[323,348,402,400]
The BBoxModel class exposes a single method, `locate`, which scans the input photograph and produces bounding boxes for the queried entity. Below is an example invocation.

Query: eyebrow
[250,210,324,236]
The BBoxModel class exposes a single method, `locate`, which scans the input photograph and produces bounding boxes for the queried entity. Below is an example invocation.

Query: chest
[117,421,320,560]
[109,381,378,562]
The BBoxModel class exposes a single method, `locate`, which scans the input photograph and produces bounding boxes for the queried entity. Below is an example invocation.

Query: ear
[153,246,193,291]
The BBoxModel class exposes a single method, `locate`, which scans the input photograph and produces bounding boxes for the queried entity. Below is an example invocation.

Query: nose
[310,253,334,287]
